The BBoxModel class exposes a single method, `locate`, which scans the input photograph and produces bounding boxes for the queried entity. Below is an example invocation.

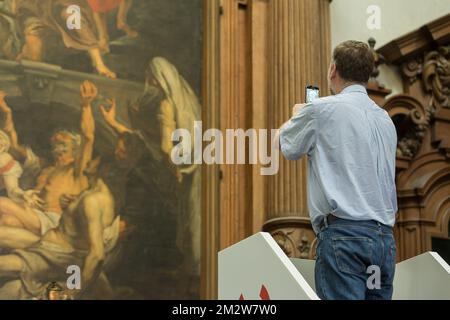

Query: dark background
[52,0,203,97]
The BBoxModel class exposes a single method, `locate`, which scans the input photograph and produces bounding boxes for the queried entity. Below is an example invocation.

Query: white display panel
[219,232,450,300]
[218,233,319,300]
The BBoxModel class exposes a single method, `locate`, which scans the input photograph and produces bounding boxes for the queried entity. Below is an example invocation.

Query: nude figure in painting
[0,81,96,237]
[0,157,120,299]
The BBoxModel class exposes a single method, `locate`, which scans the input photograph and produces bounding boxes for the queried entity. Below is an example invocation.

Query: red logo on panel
[239,285,271,300]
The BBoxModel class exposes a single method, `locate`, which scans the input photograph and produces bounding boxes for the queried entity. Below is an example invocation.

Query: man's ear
[329,63,337,80]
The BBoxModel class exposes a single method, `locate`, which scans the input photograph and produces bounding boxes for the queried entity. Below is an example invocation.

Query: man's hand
[0,90,11,113]
[99,98,133,135]
[99,98,117,126]
[59,194,78,210]
[23,190,45,210]
[80,81,98,107]
[292,103,307,117]
[0,90,7,106]
[175,167,183,184]
[0,91,15,133]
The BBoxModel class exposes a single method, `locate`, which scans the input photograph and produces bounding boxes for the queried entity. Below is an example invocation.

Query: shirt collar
[340,84,367,95]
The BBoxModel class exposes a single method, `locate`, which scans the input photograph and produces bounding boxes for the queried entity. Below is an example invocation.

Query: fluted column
[264,0,331,259]
[202,0,221,300]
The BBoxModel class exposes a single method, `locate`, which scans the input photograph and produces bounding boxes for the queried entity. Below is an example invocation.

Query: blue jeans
[314,216,396,300]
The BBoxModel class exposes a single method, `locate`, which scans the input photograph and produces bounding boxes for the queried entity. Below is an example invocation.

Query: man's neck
[91,178,107,192]
[336,81,361,94]
[55,156,74,167]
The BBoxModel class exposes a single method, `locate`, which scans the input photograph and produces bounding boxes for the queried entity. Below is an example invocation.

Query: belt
[319,214,339,230]
[319,214,393,232]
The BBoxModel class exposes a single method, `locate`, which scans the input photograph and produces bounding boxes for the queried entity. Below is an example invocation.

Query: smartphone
[306,86,320,104]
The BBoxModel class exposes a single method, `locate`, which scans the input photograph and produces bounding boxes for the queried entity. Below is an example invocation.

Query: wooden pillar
[263,0,331,259]
[201,0,221,300]
[249,0,269,234]
[219,0,253,250]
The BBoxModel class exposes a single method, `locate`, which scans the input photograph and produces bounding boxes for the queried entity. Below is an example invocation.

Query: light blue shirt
[280,85,398,234]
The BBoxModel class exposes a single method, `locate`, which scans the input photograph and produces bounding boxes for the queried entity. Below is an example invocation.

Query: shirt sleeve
[280,103,317,160]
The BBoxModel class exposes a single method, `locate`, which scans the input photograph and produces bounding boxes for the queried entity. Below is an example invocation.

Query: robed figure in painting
[100,57,201,276]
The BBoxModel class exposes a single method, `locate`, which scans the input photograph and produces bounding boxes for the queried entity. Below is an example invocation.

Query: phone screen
[306,86,320,104]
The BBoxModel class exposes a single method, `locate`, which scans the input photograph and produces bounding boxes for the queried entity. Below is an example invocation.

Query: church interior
[201,0,450,299]
[0,0,448,300]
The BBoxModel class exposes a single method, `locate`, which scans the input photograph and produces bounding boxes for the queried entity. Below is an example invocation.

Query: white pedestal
[218,232,450,300]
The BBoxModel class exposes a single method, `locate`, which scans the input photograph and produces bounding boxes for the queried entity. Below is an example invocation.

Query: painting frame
[200,0,220,300]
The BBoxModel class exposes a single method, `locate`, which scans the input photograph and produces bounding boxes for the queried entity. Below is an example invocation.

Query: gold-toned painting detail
[0,0,202,299]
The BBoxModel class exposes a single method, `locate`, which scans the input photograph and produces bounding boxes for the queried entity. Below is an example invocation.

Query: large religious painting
[0,0,203,299]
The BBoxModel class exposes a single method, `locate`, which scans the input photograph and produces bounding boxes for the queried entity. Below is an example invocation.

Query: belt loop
[323,215,329,228]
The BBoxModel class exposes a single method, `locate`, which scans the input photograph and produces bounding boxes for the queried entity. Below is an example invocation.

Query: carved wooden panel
[217,0,332,262]
[379,14,450,262]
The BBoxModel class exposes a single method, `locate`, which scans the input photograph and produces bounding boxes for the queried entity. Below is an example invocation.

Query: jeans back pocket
[332,236,373,275]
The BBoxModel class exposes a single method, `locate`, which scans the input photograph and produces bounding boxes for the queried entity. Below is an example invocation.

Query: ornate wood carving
[368,37,386,83]
[367,38,392,106]
[423,45,450,112]
[383,95,430,160]
[379,14,450,262]
[402,56,423,84]
[263,217,317,259]
[377,14,450,65]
